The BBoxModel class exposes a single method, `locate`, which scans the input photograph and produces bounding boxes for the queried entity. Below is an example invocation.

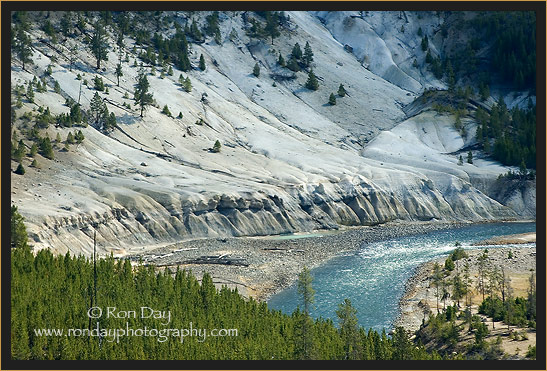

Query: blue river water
[267,222,536,332]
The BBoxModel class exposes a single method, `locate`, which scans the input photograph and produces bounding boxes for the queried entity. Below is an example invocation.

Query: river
[267,222,536,332]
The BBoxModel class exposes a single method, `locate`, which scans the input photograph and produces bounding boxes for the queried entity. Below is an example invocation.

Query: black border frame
[2,1,545,370]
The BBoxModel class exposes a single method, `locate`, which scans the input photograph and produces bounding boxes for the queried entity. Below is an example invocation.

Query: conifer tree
[15,163,25,175]
[75,130,85,143]
[292,43,302,59]
[392,327,413,360]
[11,205,28,249]
[336,299,362,360]
[183,77,192,92]
[432,263,442,313]
[29,143,37,157]
[337,84,346,97]
[296,266,315,360]
[421,35,429,51]
[26,81,34,103]
[303,41,314,67]
[14,25,33,71]
[212,140,221,153]
[60,12,73,36]
[253,63,260,77]
[477,249,489,302]
[66,132,75,144]
[90,92,107,125]
[467,151,473,164]
[115,63,123,86]
[305,69,319,90]
[39,136,54,160]
[286,55,300,72]
[134,70,153,117]
[14,140,26,162]
[199,54,206,71]
[90,21,109,70]
[264,11,280,45]
[452,271,466,308]
[329,93,336,105]
[277,53,285,67]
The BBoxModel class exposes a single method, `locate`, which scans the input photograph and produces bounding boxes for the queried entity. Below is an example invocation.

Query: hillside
[10,10,536,256]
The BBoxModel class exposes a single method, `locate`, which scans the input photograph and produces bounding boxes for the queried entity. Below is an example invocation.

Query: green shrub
[444,256,455,271]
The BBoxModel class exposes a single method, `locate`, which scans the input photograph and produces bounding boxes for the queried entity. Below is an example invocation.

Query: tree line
[10,208,447,360]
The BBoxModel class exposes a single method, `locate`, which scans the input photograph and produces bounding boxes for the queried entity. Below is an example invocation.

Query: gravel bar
[125,220,468,301]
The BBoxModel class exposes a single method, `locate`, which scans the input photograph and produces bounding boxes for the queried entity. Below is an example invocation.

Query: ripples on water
[267,222,536,332]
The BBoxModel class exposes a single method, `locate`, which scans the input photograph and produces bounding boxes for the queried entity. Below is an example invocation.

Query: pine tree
[212,140,221,153]
[15,163,26,175]
[296,266,315,360]
[447,61,456,92]
[305,69,319,90]
[336,299,362,360]
[199,54,206,71]
[292,43,302,59]
[421,35,429,51]
[134,70,153,117]
[39,136,54,160]
[66,132,75,144]
[303,41,314,67]
[277,53,285,67]
[329,93,336,105]
[253,63,260,77]
[90,21,109,70]
[458,155,463,166]
[337,84,346,97]
[11,205,28,249]
[452,271,466,308]
[477,249,489,302]
[264,11,280,45]
[26,81,34,103]
[75,130,85,143]
[392,327,413,360]
[162,105,172,117]
[104,112,117,131]
[90,92,107,125]
[286,55,300,72]
[29,143,37,157]
[432,263,442,313]
[54,80,61,94]
[93,76,104,91]
[115,63,123,86]
[183,77,192,92]
[14,25,33,71]
[467,151,473,164]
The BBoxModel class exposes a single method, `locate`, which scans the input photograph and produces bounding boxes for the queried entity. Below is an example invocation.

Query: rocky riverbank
[124,220,466,301]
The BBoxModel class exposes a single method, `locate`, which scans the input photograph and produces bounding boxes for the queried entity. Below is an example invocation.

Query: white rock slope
[10,11,528,256]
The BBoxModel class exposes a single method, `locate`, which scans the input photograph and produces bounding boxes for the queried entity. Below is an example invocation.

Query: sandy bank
[395,246,536,333]
[472,232,536,246]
